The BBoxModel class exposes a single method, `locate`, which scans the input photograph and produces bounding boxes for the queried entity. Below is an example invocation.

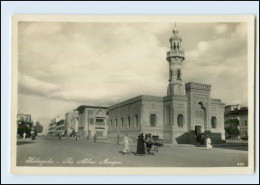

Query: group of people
[122,132,160,155]
[22,130,37,140]
[58,130,98,143]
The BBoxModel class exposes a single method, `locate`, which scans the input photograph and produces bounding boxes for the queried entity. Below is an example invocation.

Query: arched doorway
[194,101,207,143]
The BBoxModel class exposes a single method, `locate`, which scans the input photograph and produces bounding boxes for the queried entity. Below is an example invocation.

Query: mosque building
[106,26,226,144]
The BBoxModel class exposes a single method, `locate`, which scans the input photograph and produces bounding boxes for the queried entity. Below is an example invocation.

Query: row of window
[19,117,31,121]
[109,115,219,129]
[109,114,185,129]
[110,115,139,129]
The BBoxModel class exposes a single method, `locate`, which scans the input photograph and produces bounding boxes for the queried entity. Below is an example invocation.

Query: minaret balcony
[166,50,185,59]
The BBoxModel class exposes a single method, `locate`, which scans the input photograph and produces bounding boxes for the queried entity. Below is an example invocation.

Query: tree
[35,121,43,133]
[17,120,33,138]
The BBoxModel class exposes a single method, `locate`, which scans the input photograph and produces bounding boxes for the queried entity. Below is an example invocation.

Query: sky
[17,22,248,130]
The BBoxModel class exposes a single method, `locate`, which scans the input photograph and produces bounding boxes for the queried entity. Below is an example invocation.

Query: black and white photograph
[9,15,255,175]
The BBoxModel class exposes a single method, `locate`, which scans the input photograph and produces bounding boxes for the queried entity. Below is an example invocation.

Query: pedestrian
[93,134,97,143]
[23,132,26,139]
[31,129,35,140]
[136,131,146,156]
[117,133,120,145]
[123,134,130,154]
[206,135,212,150]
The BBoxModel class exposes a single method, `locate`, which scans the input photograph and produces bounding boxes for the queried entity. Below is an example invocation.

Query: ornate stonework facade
[107,27,226,144]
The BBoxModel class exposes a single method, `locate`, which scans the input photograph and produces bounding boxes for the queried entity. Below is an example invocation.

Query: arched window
[96,109,104,116]
[177,42,180,50]
[110,120,113,129]
[177,115,184,127]
[211,117,217,128]
[115,119,118,128]
[128,116,131,128]
[174,42,176,50]
[150,114,157,127]
[177,69,181,80]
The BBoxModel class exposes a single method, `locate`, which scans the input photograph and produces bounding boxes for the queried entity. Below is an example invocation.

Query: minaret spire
[166,25,185,96]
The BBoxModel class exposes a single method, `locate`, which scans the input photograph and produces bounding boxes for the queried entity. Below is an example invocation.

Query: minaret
[166,24,185,96]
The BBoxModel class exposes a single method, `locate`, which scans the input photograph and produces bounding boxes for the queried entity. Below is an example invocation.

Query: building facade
[107,27,226,144]
[74,105,108,138]
[224,105,248,139]
[48,114,65,136]
[17,113,32,123]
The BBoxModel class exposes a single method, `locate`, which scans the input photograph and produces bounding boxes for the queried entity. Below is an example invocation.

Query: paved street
[17,136,248,167]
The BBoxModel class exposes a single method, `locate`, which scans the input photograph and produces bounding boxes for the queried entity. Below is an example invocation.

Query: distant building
[65,112,73,129]
[48,114,65,136]
[74,105,108,138]
[48,120,56,136]
[55,119,65,135]
[65,112,79,136]
[17,112,33,138]
[225,105,248,138]
[17,113,32,122]
[71,110,79,133]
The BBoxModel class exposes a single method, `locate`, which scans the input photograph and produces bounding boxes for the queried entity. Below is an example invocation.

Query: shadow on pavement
[17,141,36,145]
[213,144,248,151]
[194,143,248,151]
[192,142,248,151]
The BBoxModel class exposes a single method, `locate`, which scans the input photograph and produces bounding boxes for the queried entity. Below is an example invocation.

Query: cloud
[18,73,61,96]
[18,73,120,106]
[184,23,247,105]
[214,24,228,35]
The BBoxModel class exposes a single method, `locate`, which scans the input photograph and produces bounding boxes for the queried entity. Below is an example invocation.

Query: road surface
[16,136,248,167]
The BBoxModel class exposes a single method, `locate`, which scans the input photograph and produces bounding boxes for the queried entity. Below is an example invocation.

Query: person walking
[117,134,120,145]
[31,129,35,140]
[206,135,213,150]
[23,132,26,139]
[136,132,146,156]
[123,134,130,154]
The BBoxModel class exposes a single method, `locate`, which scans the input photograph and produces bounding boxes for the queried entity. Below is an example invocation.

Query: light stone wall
[108,97,143,138]
[163,96,189,144]
[106,85,226,144]
[141,99,164,138]
[210,101,226,141]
